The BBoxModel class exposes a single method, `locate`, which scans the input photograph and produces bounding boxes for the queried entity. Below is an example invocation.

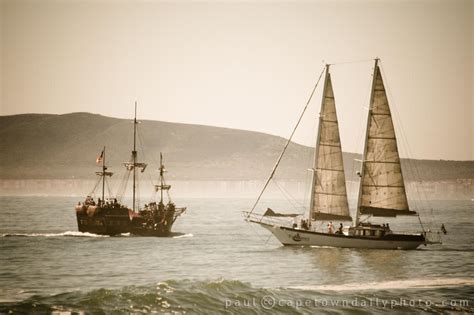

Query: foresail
[358,64,416,217]
[311,70,352,221]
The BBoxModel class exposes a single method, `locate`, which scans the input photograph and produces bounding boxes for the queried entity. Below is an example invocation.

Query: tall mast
[308,64,330,227]
[355,59,379,226]
[102,146,106,203]
[160,153,164,204]
[132,102,137,212]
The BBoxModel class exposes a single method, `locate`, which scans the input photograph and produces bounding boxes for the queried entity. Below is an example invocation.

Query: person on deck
[385,223,392,235]
[327,221,334,234]
[336,223,343,235]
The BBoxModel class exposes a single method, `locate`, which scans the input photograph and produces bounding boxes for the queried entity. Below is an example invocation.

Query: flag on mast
[96,150,104,164]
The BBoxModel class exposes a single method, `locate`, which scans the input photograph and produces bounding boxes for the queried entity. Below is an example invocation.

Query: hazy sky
[1,0,473,160]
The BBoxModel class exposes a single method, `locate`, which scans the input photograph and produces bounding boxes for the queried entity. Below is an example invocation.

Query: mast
[308,65,330,226]
[95,146,113,204]
[122,102,147,211]
[155,152,171,203]
[355,59,379,226]
[102,146,106,203]
[132,102,137,212]
[160,153,164,204]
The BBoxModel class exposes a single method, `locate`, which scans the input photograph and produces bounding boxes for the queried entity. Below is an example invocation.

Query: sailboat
[246,59,440,250]
[75,147,133,235]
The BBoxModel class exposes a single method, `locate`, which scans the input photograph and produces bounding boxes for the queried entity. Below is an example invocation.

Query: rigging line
[264,232,274,245]
[117,168,131,204]
[273,179,305,210]
[349,66,373,204]
[137,128,148,162]
[136,172,140,211]
[136,126,157,199]
[105,177,113,198]
[246,65,326,219]
[303,115,318,215]
[384,76,433,232]
[243,214,271,244]
[89,176,101,197]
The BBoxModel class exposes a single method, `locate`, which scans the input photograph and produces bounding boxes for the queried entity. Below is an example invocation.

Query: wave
[290,278,474,292]
[0,279,472,314]
[1,231,109,238]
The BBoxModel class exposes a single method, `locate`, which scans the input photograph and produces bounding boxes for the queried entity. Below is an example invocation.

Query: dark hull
[76,205,131,236]
[129,224,175,237]
[76,215,131,235]
[129,207,178,237]
[75,203,184,237]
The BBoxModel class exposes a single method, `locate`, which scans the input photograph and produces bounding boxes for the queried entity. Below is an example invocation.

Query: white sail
[357,62,416,217]
[310,67,352,221]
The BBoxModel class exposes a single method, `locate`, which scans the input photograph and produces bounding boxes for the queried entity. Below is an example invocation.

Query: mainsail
[357,59,416,219]
[310,65,352,221]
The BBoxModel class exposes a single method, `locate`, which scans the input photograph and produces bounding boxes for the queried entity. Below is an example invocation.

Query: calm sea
[0,197,473,314]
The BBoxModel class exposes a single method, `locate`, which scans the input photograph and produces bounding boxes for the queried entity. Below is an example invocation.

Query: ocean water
[0,196,473,314]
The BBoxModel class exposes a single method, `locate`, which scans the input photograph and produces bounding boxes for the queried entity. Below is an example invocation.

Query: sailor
[292,217,298,229]
[327,221,334,234]
[302,219,309,230]
[336,223,343,235]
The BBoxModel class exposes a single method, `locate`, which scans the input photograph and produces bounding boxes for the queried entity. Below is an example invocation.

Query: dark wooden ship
[75,103,186,236]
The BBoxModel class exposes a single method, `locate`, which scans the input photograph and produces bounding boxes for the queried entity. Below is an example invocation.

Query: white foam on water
[1,231,109,238]
[290,278,474,292]
[173,233,194,239]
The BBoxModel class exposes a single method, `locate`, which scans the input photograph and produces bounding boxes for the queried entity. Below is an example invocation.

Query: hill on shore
[1,113,472,181]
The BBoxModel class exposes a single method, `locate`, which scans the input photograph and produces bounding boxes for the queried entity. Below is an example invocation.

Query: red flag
[96,150,104,164]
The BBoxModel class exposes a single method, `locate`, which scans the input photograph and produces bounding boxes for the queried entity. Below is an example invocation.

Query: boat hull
[256,222,425,250]
[76,205,132,236]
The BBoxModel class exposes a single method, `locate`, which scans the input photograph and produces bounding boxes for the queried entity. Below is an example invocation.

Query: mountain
[1,113,473,181]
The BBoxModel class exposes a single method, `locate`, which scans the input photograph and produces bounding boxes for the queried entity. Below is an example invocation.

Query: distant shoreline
[1,178,472,200]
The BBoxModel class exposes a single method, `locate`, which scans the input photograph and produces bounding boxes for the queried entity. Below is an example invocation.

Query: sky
[1,0,473,160]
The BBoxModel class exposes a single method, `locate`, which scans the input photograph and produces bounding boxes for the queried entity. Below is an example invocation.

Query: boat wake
[1,231,109,238]
[172,233,193,239]
[290,278,474,292]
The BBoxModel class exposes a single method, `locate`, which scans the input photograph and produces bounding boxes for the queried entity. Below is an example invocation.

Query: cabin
[348,223,391,238]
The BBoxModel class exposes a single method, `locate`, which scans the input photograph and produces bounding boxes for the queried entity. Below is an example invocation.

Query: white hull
[258,222,425,250]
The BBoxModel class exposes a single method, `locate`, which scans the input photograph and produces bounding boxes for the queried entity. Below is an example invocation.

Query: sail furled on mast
[358,64,416,217]
[310,68,352,221]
